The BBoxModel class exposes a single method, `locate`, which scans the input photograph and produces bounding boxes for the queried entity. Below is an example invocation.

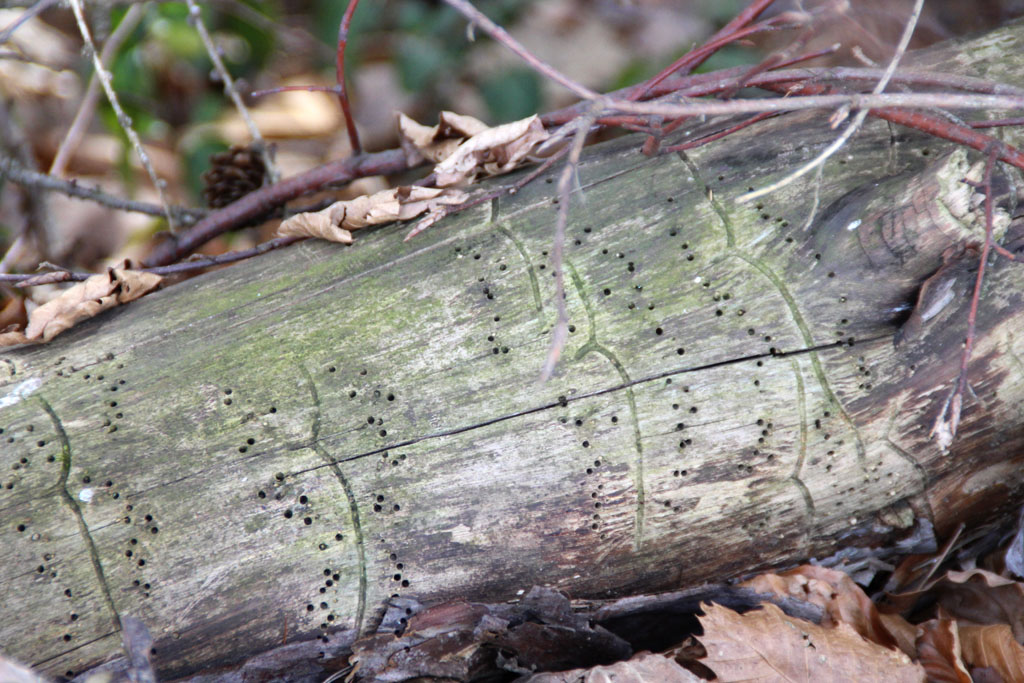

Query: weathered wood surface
[5,22,1024,679]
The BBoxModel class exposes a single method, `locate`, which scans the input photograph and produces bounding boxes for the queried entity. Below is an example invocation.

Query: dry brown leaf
[397,111,490,166]
[959,623,1024,682]
[880,612,920,658]
[0,265,162,346]
[278,186,468,243]
[434,114,550,187]
[0,295,28,332]
[937,569,1024,641]
[916,618,972,683]
[698,602,924,682]
[741,565,899,650]
[522,652,704,683]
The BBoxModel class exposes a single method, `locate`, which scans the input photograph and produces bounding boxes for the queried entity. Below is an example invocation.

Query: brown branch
[336,0,362,155]
[143,149,407,266]
[0,157,206,224]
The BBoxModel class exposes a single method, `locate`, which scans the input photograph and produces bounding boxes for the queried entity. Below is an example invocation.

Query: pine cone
[201,145,267,208]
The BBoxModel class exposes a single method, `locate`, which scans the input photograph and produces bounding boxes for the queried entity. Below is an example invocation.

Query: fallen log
[4,21,1024,680]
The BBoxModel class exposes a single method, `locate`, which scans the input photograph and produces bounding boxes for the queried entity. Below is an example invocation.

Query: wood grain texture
[4,22,1024,678]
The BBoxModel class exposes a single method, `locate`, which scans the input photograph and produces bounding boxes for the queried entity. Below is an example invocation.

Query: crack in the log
[680,148,869,470]
[31,630,120,668]
[299,366,367,637]
[37,397,122,639]
[732,251,867,469]
[292,339,865,477]
[566,261,645,551]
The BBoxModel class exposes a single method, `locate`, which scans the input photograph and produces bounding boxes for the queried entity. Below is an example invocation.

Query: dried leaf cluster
[277,185,468,244]
[277,112,548,245]
[0,264,161,346]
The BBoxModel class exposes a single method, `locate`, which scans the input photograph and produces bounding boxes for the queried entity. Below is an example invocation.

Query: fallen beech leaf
[277,186,468,243]
[698,602,924,682]
[916,618,971,683]
[741,565,899,650]
[522,652,704,683]
[397,110,490,166]
[434,114,550,187]
[0,265,162,346]
[959,623,1024,682]
[938,569,1024,641]
[276,211,353,244]
[880,612,920,658]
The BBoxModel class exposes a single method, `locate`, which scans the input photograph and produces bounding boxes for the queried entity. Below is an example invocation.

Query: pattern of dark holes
[677,348,685,355]
[304,517,313,525]
[284,510,293,519]
[581,441,590,448]
[655,327,663,335]
[335,533,343,541]
[387,393,395,401]
[568,325,576,333]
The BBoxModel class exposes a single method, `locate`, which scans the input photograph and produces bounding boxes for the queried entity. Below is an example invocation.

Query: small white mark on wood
[693,276,702,284]
[846,219,862,231]
[79,488,94,503]
[0,377,43,408]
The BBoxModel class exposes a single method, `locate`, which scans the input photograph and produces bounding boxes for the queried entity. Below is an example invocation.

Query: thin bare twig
[0,98,55,271]
[540,109,597,382]
[67,0,177,230]
[50,3,145,177]
[0,0,56,44]
[335,0,362,155]
[143,148,408,266]
[737,0,924,203]
[0,157,206,223]
[610,92,1024,124]
[184,0,278,182]
[933,145,1001,447]
[0,236,301,286]
[442,0,599,102]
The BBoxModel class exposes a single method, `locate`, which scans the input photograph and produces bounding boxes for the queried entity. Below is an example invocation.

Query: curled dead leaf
[434,114,550,187]
[277,186,468,243]
[0,264,162,346]
[959,623,1024,682]
[522,652,704,683]
[916,618,972,683]
[397,110,490,166]
[741,565,899,650]
[697,602,924,682]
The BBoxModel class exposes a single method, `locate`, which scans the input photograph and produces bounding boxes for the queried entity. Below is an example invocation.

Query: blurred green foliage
[314,0,537,122]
